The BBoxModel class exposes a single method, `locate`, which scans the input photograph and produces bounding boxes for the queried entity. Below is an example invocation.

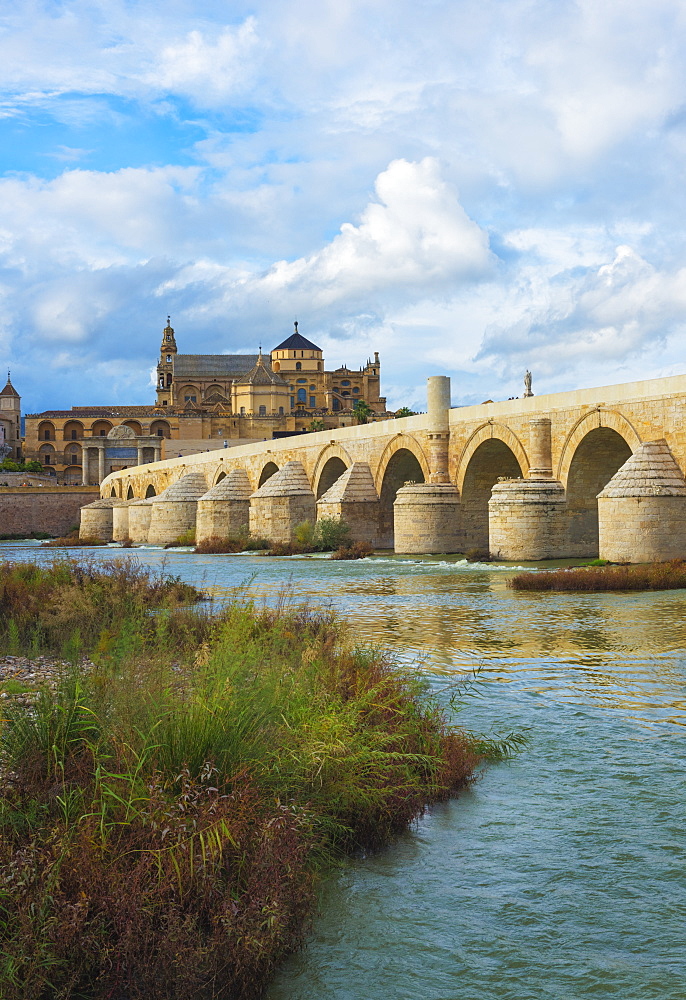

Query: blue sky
[2,0,686,414]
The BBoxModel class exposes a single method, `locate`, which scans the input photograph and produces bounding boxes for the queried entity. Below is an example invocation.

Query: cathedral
[24,321,388,484]
[155,320,384,416]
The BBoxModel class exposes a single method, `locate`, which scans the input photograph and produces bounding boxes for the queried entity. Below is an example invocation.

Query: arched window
[279,406,284,415]
[353,386,360,393]
[296,362,302,371]
[297,388,306,403]
[309,384,316,390]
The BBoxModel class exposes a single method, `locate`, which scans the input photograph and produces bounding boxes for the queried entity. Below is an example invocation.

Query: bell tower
[0,372,21,460]
[156,317,178,407]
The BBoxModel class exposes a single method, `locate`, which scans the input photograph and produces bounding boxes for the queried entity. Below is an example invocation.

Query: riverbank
[0,558,505,1000]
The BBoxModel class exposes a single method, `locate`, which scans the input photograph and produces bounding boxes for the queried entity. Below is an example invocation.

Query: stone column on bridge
[316,462,380,546]
[598,440,686,562]
[249,461,316,544]
[196,468,252,545]
[528,418,553,479]
[427,375,451,483]
[393,376,463,554]
[147,471,209,546]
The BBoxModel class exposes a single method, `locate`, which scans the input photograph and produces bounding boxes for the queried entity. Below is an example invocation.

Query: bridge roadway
[100,372,686,557]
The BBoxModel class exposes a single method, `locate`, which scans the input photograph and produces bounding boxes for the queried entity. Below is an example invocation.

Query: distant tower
[156,318,178,407]
[0,372,21,460]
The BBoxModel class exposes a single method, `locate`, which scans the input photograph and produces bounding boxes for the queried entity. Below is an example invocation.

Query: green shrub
[314,516,351,551]
[331,540,373,560]
[294,519,316,547]
[164,528,196,548]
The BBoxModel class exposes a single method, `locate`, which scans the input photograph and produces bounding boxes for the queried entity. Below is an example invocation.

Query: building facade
[24,321,388,484]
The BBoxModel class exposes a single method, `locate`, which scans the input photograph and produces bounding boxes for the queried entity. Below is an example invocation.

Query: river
[2,542,684,999]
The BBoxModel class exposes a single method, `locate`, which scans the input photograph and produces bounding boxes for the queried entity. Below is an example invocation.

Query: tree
[308,418,325,432]
[395,406,416,418]
[353,399,373,424]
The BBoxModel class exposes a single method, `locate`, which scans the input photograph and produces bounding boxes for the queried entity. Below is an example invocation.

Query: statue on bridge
[524,370,533,397]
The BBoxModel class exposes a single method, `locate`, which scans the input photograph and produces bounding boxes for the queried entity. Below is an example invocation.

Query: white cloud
[149,20,261,106]
[255,158,493,305]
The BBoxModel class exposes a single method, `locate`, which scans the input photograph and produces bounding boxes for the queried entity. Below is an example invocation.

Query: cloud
[150,21,261,106]
[254,158,493,306]
[477,244,686,383]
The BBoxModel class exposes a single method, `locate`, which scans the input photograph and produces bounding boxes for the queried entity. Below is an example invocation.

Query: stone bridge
[93,372,686,560]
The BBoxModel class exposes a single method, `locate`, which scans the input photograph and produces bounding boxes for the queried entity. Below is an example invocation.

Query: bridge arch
[456,423,529,494]
[557,409,640,486]
[560,411,638,556]
[258,461,279,488]
[458,424,527,551]
[214,469,227,486]
[376,435,429,548]
[312,443,353,499]
[145,484,156,498]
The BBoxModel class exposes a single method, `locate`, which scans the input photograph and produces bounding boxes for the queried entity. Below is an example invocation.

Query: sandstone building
[0,373,22,462]
[24,321,388,483]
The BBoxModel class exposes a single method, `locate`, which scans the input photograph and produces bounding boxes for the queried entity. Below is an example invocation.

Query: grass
[44,533,108,547]
[0,559,522,1000]
[331,541,374,560]
[509,559,686,591]
[0,680,35,696]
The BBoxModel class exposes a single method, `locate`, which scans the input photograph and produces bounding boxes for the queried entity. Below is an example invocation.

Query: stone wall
[0,487,99,537]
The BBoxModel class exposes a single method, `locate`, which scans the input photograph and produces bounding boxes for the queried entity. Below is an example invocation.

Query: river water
[2,542,685,1000]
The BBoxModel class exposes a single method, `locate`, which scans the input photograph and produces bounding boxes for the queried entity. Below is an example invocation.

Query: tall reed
[0,560,520,999]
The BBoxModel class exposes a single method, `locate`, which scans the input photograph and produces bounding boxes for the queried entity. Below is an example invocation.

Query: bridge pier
[487,416,569,560]
[128,498,154,543]
[249,461,316,543]
[147,472,209,546]
[316,462,381,546]
[598,440,686,562]
[79,498,121,541]
[112,498,139,542]
[394,482,463,554]
[489,479,567,560]
[196,469,252,544]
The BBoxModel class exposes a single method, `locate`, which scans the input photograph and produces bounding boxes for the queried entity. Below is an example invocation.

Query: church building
[24,321,388,484]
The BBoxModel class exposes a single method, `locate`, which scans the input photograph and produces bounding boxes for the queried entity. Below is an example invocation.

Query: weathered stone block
[394,482,463,554]
[489,479,567,560]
